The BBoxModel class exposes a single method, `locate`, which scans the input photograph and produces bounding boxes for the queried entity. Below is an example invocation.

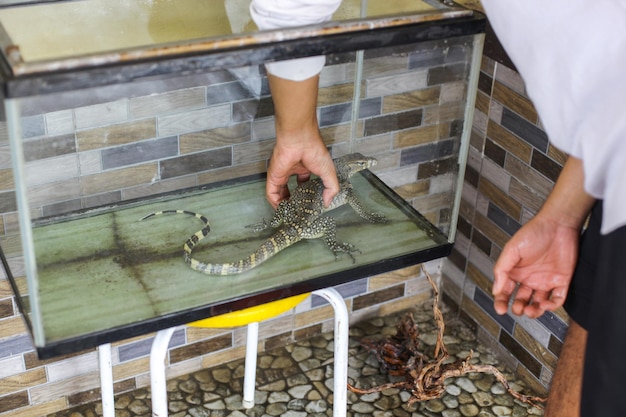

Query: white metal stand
[98,343,115,417]
[142,287,348,417]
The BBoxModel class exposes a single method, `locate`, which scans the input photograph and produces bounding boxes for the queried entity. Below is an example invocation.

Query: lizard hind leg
[304,216,361,263]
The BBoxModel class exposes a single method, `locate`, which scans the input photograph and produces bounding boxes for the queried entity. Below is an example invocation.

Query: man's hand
[265,72,339,209]
[266,136,338,209]
[492,157,595,318]
[493,216,579,318]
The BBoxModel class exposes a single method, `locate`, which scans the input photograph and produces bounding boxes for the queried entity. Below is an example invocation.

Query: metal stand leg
[98,343,115,417]
[150,327,176,417]
[312,288,349,417]
[242,322,259,409]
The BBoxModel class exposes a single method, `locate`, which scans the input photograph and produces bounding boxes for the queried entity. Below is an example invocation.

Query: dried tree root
[348,265,547,409]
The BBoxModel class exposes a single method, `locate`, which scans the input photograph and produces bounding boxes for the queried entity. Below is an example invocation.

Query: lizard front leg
[303,216,361,263]
[345,189,387,223]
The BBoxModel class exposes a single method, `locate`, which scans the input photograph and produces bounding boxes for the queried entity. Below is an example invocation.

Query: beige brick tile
[382,87,440,113]
[515,365,549,397]
[320,124,351,146]
[294,304,334,328]
[368,265,422,291]
[480,56,495,76]
[74,99,128,130]
[411,192,449,214]
[440,81,467,103]
[487,121,532,163]
[81,164,158,195]
[393,180,430,200]
[197,161,266,186]
[45,110,74,136]
[466,263,492,296]
[492,81,538,123]
[475,90,491,118]
[78,151,102,176]
[201,345,246,370]
[123,175,197,201]
[508,177,545,213]
[473,211,509,250]
[319,62,354,88]
[158,105,230,137]
[165,357,203,382]
[505,155,554,197]
[0,356,24,380]
[47,352,98,382]
[478,178,522,220]
[113,357,150,381]
[494,63,526,96]
[28,178,81,207]
[30,372,99,404]
[460,297,500,338]
[180,123,250,154]
[187,326,232,343]
[0,368,47,396]
[393,124,443,149]
[130,88,206,118]
[317,83,354,106]
[0,316,28,339]
[232,139,275,165]
[471,108,488,137]
[76,119,156,151]
[378,293,431,317]
[480,157,510,192]
[441,273,463,305]
[25,155,79,187]
[0,168,14,190]
[547,144,569,166]
[365,70,428,98]
[363,55,410,78]
[1,398,67,417]
[422,102,465,125]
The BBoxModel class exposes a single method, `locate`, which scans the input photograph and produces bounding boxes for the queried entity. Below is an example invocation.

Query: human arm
[265,73,339,208]
[250,0,342,208]
[493,156,595,317]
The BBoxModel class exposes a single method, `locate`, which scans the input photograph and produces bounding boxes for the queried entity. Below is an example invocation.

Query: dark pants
[563,202,626,416]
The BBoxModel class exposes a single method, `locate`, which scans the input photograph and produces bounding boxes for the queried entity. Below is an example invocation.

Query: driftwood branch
[348,265,546,409]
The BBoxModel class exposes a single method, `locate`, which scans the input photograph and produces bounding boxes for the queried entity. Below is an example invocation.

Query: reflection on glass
[0,0,445,62]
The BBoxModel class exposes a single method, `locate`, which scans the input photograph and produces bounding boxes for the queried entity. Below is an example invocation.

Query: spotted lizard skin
[141,153,386,275]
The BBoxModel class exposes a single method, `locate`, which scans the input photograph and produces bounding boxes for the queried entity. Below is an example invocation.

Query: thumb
[492,245,521,295]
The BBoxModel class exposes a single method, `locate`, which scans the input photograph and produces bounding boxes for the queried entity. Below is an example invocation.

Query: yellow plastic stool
[147,288,349,417]
[188,293,310,328]
[188,293,310,409]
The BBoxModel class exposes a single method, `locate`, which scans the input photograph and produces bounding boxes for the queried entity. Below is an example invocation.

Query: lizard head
[334,153,377,180]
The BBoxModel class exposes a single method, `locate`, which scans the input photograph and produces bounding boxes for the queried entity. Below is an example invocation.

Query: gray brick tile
[101,137,179,170]
[160,147,231,180]
[399,139,454,166]
[0,335,33,359]
[501,108,548,152]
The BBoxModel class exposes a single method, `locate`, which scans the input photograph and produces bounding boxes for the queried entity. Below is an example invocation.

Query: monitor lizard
[141,153,386,275]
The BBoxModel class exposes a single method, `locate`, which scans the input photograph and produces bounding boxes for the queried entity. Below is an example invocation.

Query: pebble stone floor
[48,301,545,417]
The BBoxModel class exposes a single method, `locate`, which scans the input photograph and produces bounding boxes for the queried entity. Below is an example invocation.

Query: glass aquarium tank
[0,0,485,357]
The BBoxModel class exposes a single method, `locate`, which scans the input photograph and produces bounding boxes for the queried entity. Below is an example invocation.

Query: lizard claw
[246,219,268,232]
[332,242,361,264]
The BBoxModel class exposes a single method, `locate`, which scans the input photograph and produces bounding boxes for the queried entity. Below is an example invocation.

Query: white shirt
[250,0,342,81]
[481,0,626,234]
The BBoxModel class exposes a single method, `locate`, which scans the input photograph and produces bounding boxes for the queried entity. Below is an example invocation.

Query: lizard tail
[141,210,294,275]
[186,227,300,275]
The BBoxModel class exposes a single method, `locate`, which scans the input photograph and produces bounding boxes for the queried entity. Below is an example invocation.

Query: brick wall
[442,51,569,396]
